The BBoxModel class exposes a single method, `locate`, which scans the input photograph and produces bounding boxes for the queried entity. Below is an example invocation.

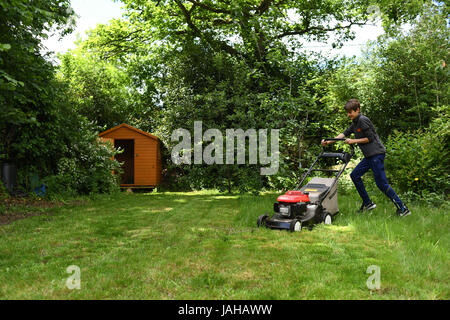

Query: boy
[322,99,411,217]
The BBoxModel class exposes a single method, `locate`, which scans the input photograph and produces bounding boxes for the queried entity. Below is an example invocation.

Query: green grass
[0,190,448,299]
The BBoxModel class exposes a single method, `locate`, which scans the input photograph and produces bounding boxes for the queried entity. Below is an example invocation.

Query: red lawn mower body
[277,191,310,203]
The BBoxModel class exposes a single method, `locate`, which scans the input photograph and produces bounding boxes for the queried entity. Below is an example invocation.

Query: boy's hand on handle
[322,135,346,146]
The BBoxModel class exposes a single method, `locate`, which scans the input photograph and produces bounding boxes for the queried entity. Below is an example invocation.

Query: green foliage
[0,180,8,201]
[150,44,329,192]
[4,79,121,197]
[384,106,450,199]
[43,123,122,198]
[0,1,123,198]
[0,0,74,159]
[93,0,424,66]
[323,2,449,139]
[58,48,136,128]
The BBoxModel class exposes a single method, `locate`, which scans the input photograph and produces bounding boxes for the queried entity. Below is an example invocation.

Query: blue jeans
[350,153,405,209]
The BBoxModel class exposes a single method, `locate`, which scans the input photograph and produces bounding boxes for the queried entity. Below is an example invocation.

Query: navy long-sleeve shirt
[343,114,386,158]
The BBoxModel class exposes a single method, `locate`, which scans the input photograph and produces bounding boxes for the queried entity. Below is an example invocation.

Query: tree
[0,1,122,195]
[58,48,136,129]
[0,0,74,162]
[91,0,425,64]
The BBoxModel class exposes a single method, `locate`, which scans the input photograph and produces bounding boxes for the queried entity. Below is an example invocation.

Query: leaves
[58,47,136,128]
[385,113,450,196]
[0,0,75,160]
[0,43,11,51]
[323,2,449,139]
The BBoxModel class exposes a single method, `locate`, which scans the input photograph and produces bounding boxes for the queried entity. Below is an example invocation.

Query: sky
[43,0,384,59]
[299,22,383,58]
[43,0,125,55]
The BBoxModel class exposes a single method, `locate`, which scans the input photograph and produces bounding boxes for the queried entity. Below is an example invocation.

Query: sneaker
[358,202,377,213]
[397,206,411,217]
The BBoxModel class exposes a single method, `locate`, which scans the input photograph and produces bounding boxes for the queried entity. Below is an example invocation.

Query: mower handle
[322,137,355,154]
[296,138,353,192]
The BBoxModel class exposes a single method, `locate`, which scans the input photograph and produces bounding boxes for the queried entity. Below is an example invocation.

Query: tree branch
[174,0,203,35]
[174,0,242,57]
[186,0,232,14]
[276,20,367,39]
[95,28,145,53]
[257,0,273,15]
[213,18,234,26]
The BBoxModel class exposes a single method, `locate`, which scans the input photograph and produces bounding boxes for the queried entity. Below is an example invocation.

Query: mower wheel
[289,219,302,232]
[323,213,332,225]
[257,214,269,227]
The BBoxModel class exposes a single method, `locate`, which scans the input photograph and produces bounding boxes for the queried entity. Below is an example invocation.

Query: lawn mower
[257,138,354,232]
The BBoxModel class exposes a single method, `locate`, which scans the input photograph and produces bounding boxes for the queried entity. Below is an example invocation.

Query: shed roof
[99,123,159,141]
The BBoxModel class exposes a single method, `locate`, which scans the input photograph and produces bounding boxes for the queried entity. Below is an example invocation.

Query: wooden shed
[99,123,161,188]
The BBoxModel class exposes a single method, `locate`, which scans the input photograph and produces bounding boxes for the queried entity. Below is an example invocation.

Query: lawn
[0,190,448,299]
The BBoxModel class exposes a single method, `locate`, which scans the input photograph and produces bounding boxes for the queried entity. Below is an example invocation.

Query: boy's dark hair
[344,99,360,112]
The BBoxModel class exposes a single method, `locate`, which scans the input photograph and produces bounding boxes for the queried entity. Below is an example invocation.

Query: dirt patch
[0,197,82,226]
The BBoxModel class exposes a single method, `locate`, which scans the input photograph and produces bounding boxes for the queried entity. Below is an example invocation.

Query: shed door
[114,139,134,184]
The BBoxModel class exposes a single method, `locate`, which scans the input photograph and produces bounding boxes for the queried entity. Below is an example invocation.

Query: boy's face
[347,108,360,120]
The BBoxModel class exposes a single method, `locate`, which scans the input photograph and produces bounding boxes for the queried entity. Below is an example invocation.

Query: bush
[384,108,449,200]
[43,124,122,198]
[0,181,8,201]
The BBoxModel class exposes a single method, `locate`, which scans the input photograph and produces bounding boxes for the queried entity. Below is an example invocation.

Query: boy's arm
[321,132,368,146]
[346,117,373,144]
[346,137,369,145]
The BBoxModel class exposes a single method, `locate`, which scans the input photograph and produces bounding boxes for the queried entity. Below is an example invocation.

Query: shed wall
[100,126,161,186]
